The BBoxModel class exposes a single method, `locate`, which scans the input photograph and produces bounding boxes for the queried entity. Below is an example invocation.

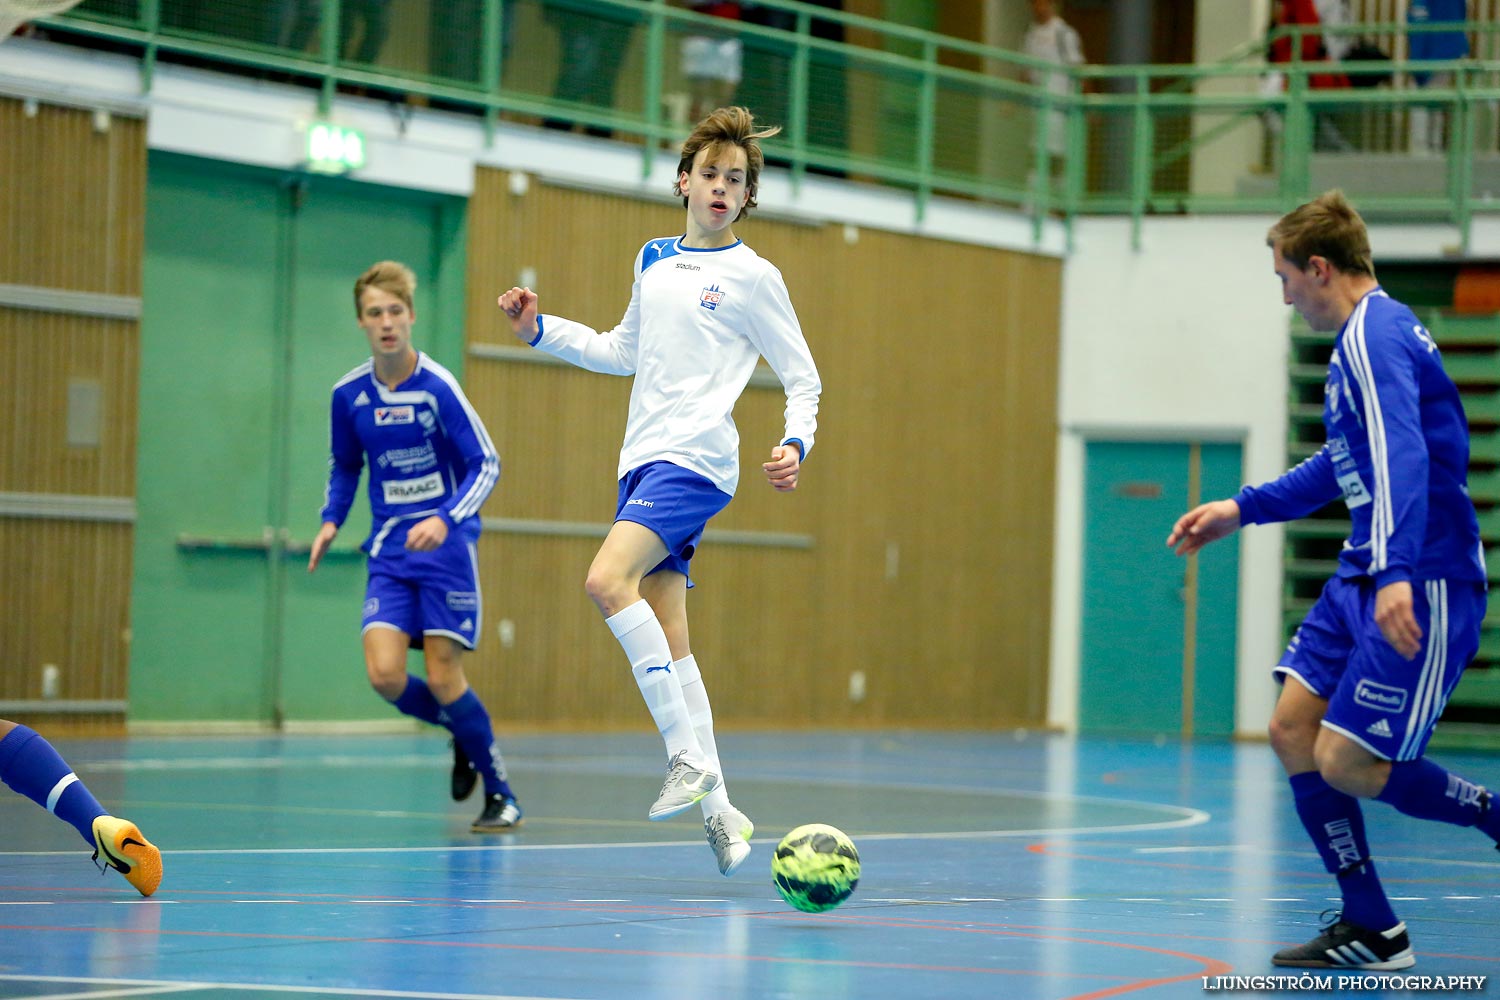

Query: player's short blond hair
[1267,190,1375,277]
[353,260,417,316]
[673,106,781,222]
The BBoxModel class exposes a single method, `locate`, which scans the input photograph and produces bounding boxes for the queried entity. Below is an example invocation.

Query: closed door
[130,152,464,724]
[1079,440,1241,737]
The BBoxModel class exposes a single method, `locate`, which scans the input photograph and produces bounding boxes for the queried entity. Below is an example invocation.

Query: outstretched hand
[497,286,539,342]
[764,443,801,492]
[1166,499,1241,556]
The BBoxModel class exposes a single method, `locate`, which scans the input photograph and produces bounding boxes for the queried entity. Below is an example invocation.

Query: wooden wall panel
[466,166,1059,730]
[0,99,145,295]
[0,519,133,698]
[1,97,145,735]
[0,308,139,496]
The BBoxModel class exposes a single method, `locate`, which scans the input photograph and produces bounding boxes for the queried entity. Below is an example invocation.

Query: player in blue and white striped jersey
[498,107,821,877]
[1169,191,1498,969]
[309,261,522,833]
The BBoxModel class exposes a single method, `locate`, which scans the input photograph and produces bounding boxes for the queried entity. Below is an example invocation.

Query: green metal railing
[30,3,1500,247]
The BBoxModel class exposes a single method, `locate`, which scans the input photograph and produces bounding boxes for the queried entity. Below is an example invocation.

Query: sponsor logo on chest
[383,471,444,504]
[375,405,416,425]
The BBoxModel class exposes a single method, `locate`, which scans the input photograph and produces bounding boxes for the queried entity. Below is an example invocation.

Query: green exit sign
[306,122,366,174]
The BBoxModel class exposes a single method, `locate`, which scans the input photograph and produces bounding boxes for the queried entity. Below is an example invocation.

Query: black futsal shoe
[1272,914,1414,970]
[471,794,523,832]
[450,739,477,801]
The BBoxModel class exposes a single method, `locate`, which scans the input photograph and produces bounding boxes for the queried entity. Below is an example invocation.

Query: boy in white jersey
[497,106,822,876]
[311,261,522,833]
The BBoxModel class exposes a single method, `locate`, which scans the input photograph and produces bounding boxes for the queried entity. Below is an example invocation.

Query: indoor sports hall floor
[2,729,1498,1000]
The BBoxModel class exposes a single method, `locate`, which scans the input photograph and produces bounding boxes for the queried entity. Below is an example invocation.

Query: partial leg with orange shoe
[0,720,161,896]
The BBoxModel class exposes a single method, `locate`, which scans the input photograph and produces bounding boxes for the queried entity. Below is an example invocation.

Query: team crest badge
[700,284,723,310]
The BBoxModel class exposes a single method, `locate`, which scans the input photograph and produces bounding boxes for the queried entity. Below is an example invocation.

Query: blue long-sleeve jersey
[1236,289,1486,587]
[319,353,500,557]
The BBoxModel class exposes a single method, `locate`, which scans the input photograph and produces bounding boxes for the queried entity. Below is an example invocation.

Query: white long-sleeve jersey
[530,236,822,496]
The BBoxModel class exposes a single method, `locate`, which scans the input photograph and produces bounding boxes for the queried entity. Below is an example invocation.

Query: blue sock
[390,674,444,727]
[0,725,107,846]
[1378,758,1497,838]
[1289,771,1398,931]
[441,689,514,800]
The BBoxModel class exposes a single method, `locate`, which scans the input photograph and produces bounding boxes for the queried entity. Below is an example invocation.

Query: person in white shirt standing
[1023,0,1085,184]
[497,106,821,878]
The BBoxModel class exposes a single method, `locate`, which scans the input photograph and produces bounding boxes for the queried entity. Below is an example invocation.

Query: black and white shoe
[1272,913,1415,970]
[471,794,523,833]
[449,739,477,802]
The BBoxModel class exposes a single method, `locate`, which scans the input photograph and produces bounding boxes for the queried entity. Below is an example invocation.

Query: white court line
[0,810,1210,862]
[0,974,581,1000]
[13,986,200,1000]
[76,752,1211,824]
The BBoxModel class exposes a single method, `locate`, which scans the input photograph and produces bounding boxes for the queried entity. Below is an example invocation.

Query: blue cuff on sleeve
[528,315,545,347]
[782,437,807,461]
[1232,486,1261,526]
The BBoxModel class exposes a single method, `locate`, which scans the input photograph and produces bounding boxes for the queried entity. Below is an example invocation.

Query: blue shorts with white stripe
[1275,575,1487,761]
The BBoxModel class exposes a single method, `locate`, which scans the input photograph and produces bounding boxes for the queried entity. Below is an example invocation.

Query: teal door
[130,153,465,724]
[1079,440,1242,737]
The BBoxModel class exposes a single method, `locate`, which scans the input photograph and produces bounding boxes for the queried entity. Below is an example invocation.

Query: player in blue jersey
[496,106,821,876]
[0,719,162,895]
[1169,191,1499,969]
[309,260,522,832]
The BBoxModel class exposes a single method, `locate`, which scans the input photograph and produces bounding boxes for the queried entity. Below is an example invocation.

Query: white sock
[606,600,703,763]
[675,654,732,817]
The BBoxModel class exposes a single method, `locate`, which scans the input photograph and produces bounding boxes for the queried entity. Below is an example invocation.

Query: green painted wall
[130,153,466,723]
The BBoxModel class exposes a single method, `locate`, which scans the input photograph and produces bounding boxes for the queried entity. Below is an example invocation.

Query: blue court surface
[2,730,1497,999]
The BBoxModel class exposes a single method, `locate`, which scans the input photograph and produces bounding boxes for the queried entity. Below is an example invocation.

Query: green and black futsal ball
[771,823,860,913]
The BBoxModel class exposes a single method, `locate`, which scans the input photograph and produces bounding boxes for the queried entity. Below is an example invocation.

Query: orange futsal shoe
[91,815,163,897]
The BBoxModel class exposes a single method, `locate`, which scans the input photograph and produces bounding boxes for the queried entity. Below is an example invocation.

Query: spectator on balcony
[1312,0,1354,65]
[1407,0,1469,155]
[1023,0,1084,185]
[1266,0,1352,152]
[679,1,744,125]
[278,0,393,66]
[542,1,638,138]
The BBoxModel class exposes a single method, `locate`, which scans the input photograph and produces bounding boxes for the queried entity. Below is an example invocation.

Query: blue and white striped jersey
[1236,289,1486,586]
[319,352,500,557]
[529,236,821,496]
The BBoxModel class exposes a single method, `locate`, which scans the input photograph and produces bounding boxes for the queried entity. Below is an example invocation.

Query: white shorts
[681,36,742,84]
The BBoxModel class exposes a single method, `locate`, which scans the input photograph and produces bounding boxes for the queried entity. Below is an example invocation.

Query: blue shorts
[362,528,482,651]
[1276,576,1487,761]
[615,461,732,580]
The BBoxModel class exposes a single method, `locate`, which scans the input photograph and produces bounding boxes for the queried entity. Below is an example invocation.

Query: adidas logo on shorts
[1366,718,1393,738]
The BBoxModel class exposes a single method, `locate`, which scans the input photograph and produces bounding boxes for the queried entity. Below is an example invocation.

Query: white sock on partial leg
[606,600,704,762]
[675,654,732,817]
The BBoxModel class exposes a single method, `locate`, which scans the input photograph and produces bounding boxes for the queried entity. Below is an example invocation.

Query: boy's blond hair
[673,106,781,222]
[1266,190,1375,277]
[353,260,417,316]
